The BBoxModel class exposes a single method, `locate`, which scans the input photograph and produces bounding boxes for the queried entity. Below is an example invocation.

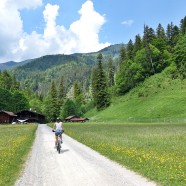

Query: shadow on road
[61,149,69,153]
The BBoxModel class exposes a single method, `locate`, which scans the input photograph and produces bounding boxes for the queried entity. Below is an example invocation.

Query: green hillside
[11,44,122,93]
[85,71,186,122]
[0,60,31,71]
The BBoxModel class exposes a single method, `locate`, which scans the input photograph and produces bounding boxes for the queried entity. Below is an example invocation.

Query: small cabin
[65,115,89,122]
[70,117,89,122]
[65,115,79,122]
[16,110,46,124]
[0,110,17,124]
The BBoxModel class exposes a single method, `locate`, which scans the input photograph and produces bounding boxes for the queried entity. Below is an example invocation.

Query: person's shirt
[55,122,63,131]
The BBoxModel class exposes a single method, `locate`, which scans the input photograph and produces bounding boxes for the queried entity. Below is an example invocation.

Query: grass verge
[0,124,37,186]
[64,122,186,186]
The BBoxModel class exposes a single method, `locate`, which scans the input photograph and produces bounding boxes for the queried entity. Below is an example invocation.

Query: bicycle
[52,130,64,154]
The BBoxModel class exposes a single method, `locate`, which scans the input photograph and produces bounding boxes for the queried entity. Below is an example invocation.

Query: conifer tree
[143,25,156,74]
[118,45,127,69]
[49,81,59,121]
[126,39,134,60]
[92,53,110,110]
[0,70,12,90]
[180,16,186,35]
[166,22,174,51]
[58,76,65,107]
[155,23,167,51]
[73,81,81,100]
[119,45,127,62]
[91,67,98,103]
[73,81,85,116]
[166,23,179,52]
[134,34,142,54]
[108,57,115,87]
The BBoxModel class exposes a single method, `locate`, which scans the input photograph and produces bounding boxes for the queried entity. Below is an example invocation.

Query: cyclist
[52,117,64,148]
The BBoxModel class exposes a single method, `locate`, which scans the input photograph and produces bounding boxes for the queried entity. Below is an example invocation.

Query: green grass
[85,74,186,122]
[0,124,37,186]
[64,122,186,186]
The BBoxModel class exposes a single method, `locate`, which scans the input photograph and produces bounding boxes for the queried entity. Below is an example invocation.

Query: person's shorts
[55,130,63,136]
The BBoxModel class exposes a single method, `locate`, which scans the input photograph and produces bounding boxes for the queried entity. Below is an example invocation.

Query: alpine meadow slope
[85,70,186,123]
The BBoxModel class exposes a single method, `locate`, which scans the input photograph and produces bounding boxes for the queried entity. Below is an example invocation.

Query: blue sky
[0,0,186,62]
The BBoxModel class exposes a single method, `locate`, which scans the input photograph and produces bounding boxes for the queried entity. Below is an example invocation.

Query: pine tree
[108,57,115,87]
[92,53,110,110]
[49,81,59,121]
[134,34,142,54]
[73,81,81,100]
[119,45,127,62]
[143,25,156,46]
[166,22,174,51]
[155,23,167,51]
[143,25,156,74]
[126,39,134,60]
[91,67,98,102]
[0,70,12,90]
[166,23,179,52]
[180,16,186,35]
[58,76,65,107]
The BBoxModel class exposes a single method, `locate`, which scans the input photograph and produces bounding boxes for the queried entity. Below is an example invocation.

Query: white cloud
[4,0,42,10]
[121,19,134,26]
[43,4,59,38]
[69,0,110,53]
[0,0,110,63]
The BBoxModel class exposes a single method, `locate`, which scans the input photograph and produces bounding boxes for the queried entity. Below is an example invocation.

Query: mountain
[0,59,32,71]
[99,44,124,58]
[0,44,122,71]
[10,44,123,94]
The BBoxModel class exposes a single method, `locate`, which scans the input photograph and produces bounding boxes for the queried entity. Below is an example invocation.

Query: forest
[0,16,186,122]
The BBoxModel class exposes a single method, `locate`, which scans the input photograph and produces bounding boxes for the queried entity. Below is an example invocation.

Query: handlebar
[52,130,64,133]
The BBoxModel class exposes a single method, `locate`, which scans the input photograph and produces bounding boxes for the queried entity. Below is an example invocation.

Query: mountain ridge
[0,44,123,71]
[9,44,122,95]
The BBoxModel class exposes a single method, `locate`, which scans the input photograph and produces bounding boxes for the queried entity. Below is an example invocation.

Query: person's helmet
[56,117,60,120]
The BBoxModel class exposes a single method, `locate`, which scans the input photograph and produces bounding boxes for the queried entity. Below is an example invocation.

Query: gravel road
[14,124,157,186]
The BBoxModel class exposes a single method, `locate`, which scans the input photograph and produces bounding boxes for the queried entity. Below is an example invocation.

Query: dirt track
[14,124,157,186]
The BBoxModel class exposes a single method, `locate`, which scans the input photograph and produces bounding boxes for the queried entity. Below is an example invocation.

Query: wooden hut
[70,117,89,122]
[0,110,17,124]
[65,115,79,122]
[65,115,89,122]
[16,110,45,124]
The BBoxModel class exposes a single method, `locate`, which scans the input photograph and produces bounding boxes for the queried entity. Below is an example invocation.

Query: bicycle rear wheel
[57,140,61,154]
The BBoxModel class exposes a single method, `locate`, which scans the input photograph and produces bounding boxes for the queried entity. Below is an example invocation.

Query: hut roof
[65,115,78,120]
[70,117,89,122]
[1,110,17,116]
[16,110,45,117]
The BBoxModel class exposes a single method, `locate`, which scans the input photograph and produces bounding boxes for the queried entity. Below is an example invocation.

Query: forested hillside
[11,44,122,95]
[0,60,32,71]
[0,71,29,113]
[1,16,186,122]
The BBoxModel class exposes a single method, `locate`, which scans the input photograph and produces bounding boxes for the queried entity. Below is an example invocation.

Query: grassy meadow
[85,75,186,123]
[0,124,37,186]
[64,122,186,186]
[51,73,186,185]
